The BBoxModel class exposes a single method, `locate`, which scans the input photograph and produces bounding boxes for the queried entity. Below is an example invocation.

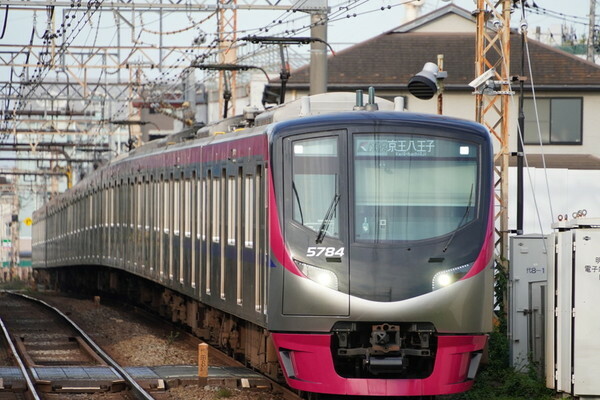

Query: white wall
[508,167,600,235]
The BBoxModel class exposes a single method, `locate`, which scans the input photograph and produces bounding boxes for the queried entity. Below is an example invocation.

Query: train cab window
[353,134,479,242]
[291,136,339,238]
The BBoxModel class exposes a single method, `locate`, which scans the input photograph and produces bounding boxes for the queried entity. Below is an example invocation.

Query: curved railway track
[0,291,154,400]
[1,291,303,400]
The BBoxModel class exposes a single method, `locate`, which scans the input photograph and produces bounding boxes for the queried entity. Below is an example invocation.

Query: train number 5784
[306,247,345,257]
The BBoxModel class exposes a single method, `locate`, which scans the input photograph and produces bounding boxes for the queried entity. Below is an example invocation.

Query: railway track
[0,291,154,400]
[1,291,303,400]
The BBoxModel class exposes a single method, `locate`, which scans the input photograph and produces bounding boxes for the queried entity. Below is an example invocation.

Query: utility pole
[309,10,328,95]
[474,0,512,280]
[588,0,597,62]
[218,0,238,118]
[10,181,19,280]
[517,5,526,236]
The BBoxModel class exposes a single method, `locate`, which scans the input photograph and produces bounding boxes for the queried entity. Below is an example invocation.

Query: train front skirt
[271,332,487,396]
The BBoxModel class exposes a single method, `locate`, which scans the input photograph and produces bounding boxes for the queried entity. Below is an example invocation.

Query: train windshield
[291,136,339,239]
[353,134,479,242]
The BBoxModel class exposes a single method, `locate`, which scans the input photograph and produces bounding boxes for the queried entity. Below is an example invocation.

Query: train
[32,91,494,398]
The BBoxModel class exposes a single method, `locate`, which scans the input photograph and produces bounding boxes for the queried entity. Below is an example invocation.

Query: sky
[307,0,591,49]
[0,0,593,83]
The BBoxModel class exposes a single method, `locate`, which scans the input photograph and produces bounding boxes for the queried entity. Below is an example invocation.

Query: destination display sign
[355,136,476,158]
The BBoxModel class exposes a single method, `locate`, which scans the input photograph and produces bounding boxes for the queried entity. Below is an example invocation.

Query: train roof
[34,92,490,216]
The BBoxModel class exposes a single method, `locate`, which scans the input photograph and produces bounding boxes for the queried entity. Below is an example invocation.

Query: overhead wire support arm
[240,35,335,104]
[191,63,271,118]
[190,63,270,80]
[239,35,336,55]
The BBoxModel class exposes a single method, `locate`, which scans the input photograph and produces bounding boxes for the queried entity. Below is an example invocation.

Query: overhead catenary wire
[8,0,429,133]
[104,0,413,126]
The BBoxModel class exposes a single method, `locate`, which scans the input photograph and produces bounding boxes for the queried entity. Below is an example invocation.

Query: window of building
[524,98,582,145]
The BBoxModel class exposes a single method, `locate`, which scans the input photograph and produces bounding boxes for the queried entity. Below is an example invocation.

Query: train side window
[174,179,180,236]
[244,175,254,248]
[212,175,220,243]
[163,179,170,234]
[227,176,236,246]
[200,179,206,241]
[109,186,114,228]
[115,183,120,229]
[89,192,94,230]
[169,175,175,279]
[137,181,143,230]
[185,179,191,238]
[155,179,161,235]
[104,188,109,228]
[127,180,133,230]
[130,180,135,231]
[145,180,151,231]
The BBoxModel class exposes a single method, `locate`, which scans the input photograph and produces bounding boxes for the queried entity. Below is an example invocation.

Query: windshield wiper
[292,181,304,224]
[442,183,474,253]
[316,193,340,244]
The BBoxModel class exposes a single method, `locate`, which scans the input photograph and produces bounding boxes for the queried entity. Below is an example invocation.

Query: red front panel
[271,332,487,396]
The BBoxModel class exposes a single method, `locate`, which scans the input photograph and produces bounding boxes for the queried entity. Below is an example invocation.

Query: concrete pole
[10,184,19,280]
[309,12,328,95]
[588,0,596,62]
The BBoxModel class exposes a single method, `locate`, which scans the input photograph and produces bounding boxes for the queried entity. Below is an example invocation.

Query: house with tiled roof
[265,4,600,170]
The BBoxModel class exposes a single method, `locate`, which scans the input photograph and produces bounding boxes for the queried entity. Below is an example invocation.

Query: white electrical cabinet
[509,235,547,373]
[546,218,600,398]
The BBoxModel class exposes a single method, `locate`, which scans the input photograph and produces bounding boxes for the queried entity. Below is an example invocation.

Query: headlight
[431,263,473,291]
[294,259,339,291]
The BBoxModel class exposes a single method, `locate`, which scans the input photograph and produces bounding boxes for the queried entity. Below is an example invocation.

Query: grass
[214,387,233,398]
[0,278,32,291]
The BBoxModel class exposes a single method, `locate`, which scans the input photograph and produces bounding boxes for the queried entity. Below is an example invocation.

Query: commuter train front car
[32,93,494,398]
[267,111,494,396]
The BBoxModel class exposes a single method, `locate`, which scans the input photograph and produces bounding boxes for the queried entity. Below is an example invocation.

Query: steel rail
[6,291,155,400]
[0,317,42,400]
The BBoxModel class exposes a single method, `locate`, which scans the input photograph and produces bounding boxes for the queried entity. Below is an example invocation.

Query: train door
[240,164,264,318]
[282,132,350,316]
[223,166,242,306]
[182,173,192,287]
